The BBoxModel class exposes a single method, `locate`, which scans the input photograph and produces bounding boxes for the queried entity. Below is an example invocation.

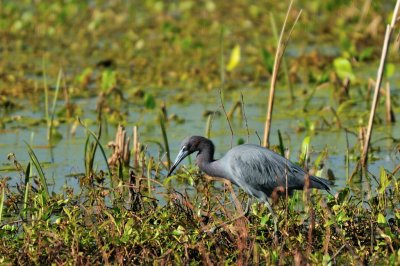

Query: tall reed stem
[361,0,400,166]
[263,0,301,147]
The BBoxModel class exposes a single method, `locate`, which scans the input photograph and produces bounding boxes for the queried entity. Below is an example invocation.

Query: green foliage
[101,70,117,92]
[0,180,4,223]
[0,139,397,264]
[333,57,355,81]
[378,167,390,194]
[144,93,156,109]
[159,111,170,168]
[25,143,49,198]
[261,48,274,74]
[384,63,396,78]
[299,136,310,166]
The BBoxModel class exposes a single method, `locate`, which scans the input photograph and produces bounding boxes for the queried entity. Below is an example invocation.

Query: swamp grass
[0,146,399,264]
[0,0,400,264]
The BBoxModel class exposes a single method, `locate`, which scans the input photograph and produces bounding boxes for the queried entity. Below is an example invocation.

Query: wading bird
[167,136,331,232]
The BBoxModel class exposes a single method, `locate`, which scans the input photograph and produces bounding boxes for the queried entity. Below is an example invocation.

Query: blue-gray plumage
[167,136,331,232]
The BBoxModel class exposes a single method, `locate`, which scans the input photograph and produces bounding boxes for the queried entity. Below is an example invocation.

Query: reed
[0,179,5,223]
[23,162,31,219]
[361,0,400,166]
[263,0,302,147]
[159,112,171,169]
[79,118,113,189]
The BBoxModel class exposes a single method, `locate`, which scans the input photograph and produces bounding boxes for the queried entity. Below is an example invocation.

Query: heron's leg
[264,200,278,233]
[243,198,252,216]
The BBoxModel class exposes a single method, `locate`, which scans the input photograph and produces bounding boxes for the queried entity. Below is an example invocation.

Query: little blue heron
[167,136,331,232]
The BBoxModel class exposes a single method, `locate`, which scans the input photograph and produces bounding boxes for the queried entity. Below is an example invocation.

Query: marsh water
[1,77,399,196]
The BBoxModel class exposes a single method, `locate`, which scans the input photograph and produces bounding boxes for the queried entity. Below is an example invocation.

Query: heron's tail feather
[309,175,332,191]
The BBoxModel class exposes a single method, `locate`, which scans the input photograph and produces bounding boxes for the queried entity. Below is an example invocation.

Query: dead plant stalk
[263,0,302,147]
[361,0,400,166]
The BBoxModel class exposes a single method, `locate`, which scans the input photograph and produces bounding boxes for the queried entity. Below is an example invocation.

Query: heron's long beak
[167,148,190,177]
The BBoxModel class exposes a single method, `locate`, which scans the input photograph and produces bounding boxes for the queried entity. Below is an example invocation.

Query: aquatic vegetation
[0,0,399,264]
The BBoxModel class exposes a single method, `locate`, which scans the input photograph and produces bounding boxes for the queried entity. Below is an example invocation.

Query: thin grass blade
[25,142,49,198]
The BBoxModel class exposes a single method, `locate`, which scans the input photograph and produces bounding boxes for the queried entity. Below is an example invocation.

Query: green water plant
[79,118,113,189]
[22,162,30,219]
[25,143,49,198]
[0,179,5,223]
[43,65,63,144]
[159,111,170,169]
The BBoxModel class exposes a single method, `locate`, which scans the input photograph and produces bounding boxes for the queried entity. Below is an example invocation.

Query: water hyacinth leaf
[226,44,241,72]
[377,213,386,224]
[384,63,395,78]
[101,69,116,91]
[144,93,156,109]
[336,211,350,222]
[333,57,355,81]
[260,215,269,225]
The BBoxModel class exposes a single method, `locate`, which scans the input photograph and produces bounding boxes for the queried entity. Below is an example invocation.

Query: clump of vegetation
[0,141,399,264]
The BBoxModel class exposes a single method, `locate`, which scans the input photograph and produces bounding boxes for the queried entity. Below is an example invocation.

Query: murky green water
[1,82,399,196]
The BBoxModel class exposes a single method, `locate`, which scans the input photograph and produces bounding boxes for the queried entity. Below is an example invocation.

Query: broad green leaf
[260,215,269,225]
[144,93,156,109]
[377,213,386,224]
[333,57,355,81]
[226,45,241,72]
[101,69,116,91]
[385,63,395,78]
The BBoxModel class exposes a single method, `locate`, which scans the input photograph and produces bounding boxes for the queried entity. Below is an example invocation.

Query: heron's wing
[227,145,306,195]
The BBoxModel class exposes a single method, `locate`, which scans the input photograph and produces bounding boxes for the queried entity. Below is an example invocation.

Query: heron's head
[167,136,210,176]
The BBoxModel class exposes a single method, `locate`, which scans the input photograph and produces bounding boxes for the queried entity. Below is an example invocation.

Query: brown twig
[240,93,250,143]
[219,89,234,148]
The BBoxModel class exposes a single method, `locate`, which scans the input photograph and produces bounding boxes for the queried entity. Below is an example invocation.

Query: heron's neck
[196,148,227,179]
